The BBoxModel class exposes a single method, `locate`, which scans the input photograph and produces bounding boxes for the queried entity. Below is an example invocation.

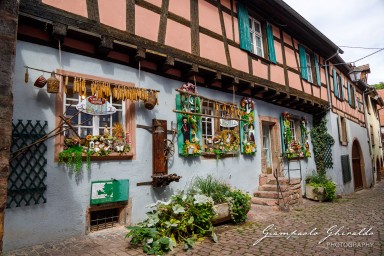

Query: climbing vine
[310,114,335,175]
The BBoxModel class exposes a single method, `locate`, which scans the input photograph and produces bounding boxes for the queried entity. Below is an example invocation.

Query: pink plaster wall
[229,45,248,72]
[199,1,221,35]
[270,65,285,85]
[165,19,191,53]
[303,82,312,94]
[42,0,87,17]
[274,41,283,64]
[285,47,297,70]
[169,0,190,20]
[233,17,239,44]
[135,6,160,42]
[223,12,234,41]
[321,86,328,101]
[320,67,326,85]
[221,0,232,10]
[288,71,301,91]
[146,0,162,7]
[252,60,268,80]
[98,0,126,31]
[199,33,227,65]
[313,85,320,98]
[272,24,280,38]
[283,32,292,46]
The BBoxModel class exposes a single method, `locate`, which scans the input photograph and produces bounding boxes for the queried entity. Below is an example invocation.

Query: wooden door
[352,141,363,190]
[377,159,381,181]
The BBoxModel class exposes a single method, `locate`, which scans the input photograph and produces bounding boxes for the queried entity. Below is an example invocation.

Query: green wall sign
[90,179,129,205]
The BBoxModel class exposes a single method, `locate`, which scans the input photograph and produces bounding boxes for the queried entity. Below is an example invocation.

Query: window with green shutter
[333,69,339,98]
[237,3,252,52]
[314,55,321,86]
[266,22,276,63]
[299,45,308,80]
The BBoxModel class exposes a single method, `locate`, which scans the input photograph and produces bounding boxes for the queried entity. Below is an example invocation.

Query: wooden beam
[157,0,169,44]
[190,0,199,55]
[159,56,175,72]
[126,0,135,33]
[52,22,67,44]
[86,0,99,22]
[97,35,113,56]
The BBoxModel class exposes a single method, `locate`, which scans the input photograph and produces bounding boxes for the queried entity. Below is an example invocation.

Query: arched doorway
[352,140,364,190]
[377,158,381,181]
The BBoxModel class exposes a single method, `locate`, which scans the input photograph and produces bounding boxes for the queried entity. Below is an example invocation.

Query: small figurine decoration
[176,83,203,156]
[282,112,311,159]
[240,97,256,155]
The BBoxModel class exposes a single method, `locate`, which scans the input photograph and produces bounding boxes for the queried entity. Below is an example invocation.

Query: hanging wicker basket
[144,92,156,110]
[47,71,60,93]
[34,75,47,88]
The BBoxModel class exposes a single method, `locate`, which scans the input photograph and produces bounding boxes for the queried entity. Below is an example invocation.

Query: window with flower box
[55,70,136,163]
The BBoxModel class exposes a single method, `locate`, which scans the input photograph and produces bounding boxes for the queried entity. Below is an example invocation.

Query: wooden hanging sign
[76,96,116,115]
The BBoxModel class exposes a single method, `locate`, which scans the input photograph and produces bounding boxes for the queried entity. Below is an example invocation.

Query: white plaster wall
[4,41,315,250]
[327,111,373,195]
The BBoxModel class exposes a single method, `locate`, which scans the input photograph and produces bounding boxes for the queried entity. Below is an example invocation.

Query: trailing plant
[310,114,335,175]
[306,172,336,202]
[227,189,251,223]
[126,192,216,255]
[58,145,84,174]
[188,175,231,204]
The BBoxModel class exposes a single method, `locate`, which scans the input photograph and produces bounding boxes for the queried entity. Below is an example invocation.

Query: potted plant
[305,172,336,202]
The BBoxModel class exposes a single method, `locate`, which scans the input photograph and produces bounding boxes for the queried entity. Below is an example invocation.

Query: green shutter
[90,179,129,205]
[266,22,276,64]
[352,87,356,108]
[176,94,184,155]
[314,54,321,86]
[237,3,252,52]
[280,116,286,152]
[340,77,344,100]
[333,69,339,98]
[347,82,352,105]
[240,120,244,153]
[298,45,308,80]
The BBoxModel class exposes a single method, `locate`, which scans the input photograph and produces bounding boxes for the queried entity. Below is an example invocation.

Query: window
[55,70,136,159]
[64,87,125,137]
[237,3,276,63]
[290,120,296,142]
[337,116,348,145]
[332,69,345,100]
[299,45,321,85]
[249,17,264,57]
[347,82,356,108]
[305,52,313,83]
[262,124,272,172]
[201,102,215,150]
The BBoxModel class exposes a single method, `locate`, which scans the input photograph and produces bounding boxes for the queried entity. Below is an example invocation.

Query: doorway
[377,158,381,181]
[352,140,364,190]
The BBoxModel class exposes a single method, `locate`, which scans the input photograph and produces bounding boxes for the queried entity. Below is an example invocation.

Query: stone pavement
[4,181,384,256]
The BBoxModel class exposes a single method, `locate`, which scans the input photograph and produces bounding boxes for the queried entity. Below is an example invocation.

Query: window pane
[254,21,261,33]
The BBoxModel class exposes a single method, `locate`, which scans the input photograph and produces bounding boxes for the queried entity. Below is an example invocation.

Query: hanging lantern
[144,91,156,110]
[47,71,60,93]
[34,75,47,88]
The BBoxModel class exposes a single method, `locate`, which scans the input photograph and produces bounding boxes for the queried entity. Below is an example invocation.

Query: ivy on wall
[310,114,335,175]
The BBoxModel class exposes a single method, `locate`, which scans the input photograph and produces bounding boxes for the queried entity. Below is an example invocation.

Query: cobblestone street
[5,181,384,256]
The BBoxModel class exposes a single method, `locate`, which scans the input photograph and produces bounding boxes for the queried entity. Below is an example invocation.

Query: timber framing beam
[17,1,328,114]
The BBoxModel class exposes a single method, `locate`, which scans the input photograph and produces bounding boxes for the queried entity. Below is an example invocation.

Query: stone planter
[305,185,325,201]
[212,202,231,224]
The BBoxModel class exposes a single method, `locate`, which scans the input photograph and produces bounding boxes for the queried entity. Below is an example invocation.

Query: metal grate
[7,120,47,208]
[341,155,352,184]
[90,208,119,232]
[324,143,333,169]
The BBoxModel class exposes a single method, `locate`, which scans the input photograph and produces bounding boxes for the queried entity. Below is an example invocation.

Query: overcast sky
[283,0,384,85]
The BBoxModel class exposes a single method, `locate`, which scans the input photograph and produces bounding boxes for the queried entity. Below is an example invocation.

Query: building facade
[1,0,381,251]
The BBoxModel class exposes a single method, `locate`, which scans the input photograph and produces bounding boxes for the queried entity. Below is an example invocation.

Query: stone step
[253,190,290,199]
[251,197,279,206]
[258,184,290,192]
[267,178,301,185]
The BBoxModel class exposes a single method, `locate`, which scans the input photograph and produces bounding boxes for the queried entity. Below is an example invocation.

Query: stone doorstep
[253,190,291,199]
[258,184,290,192]
[267,178,301,185]
[251,197,279,206]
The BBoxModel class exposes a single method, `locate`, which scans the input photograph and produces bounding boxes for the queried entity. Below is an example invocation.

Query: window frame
[305,52,313,83]
[249,16,264,58]
[201,102,215,151]
[54,70,136,161]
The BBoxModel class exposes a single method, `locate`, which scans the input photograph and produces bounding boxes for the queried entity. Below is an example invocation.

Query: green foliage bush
[306,172,336,202]
[227,189,251,223]
[188,175,231,204]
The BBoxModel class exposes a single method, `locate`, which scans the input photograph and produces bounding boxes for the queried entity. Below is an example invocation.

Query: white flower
[172,204,185,214]
[193,194,214,205]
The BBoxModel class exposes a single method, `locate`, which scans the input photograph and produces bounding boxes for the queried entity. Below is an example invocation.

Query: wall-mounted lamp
[348,69,362,82]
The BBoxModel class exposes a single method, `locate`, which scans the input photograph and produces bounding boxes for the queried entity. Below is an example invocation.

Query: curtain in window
[333,69,339,98]
[314,54,321,86]
[298,45,308,80]
[237,3,252,52]
[266,22,276,64]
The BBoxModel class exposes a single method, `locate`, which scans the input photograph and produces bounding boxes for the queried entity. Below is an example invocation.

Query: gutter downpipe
[324,48,340,110]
